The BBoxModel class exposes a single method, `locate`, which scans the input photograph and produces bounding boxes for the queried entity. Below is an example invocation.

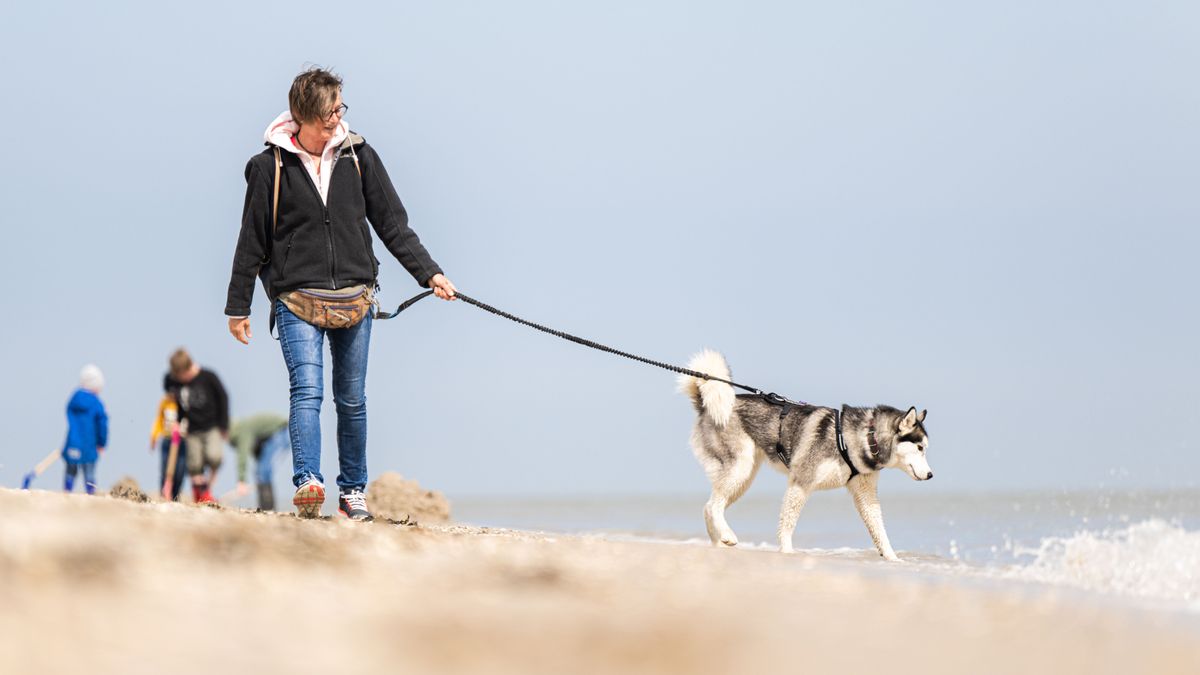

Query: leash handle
[377,290,804,404]
[374,290,435,320]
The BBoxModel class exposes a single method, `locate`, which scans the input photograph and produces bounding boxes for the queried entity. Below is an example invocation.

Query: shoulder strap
[339,133,364,178]
[264,146,283,341]
[272,146,281,234]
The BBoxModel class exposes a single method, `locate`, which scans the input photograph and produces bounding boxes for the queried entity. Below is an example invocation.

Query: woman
[225,67,456,520]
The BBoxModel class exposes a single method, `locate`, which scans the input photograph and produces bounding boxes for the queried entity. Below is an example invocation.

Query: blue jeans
[64,462,97,494]
[256,426,290,485]
[275,299,372,491]
[159,437,188,500]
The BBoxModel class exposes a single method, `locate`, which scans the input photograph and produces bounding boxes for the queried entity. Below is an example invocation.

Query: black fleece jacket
[225,135,442,316]
[163,369,229,434]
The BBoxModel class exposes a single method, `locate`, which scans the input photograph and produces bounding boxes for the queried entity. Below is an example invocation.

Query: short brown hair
[289,67,343,123]
[169,348,193,378]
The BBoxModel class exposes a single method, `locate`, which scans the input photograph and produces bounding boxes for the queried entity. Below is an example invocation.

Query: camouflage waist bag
[278,285,374,330]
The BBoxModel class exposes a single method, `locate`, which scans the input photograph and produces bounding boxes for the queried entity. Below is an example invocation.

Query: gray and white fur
[679,350,932,561]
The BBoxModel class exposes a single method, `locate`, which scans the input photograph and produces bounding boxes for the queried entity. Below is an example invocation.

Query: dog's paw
[779,545,794,554]
[882,553,903,563]
[718,537,738,548]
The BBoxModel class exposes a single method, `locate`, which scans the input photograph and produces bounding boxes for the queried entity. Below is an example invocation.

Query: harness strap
[774,401,794,465]
[835,406,860,481]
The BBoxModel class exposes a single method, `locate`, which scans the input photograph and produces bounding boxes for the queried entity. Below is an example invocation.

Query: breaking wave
[1004,519,1200,607]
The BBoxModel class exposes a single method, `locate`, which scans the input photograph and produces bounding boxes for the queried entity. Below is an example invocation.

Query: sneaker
[338,489,372,521]
[293,479,325,518]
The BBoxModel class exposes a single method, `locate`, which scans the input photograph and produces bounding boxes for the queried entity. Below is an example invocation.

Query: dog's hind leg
[847,473,900,562]
[776,478,809,553]
[703,439,760,548]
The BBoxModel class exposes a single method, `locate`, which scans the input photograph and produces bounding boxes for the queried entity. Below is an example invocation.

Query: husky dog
[679,350,932,561]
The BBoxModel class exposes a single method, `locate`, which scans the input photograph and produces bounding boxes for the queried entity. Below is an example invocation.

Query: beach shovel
[162,428,181,500]
[21,449,61,489]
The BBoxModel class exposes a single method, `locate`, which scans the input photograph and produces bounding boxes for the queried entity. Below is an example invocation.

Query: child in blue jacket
[63,365,109,495]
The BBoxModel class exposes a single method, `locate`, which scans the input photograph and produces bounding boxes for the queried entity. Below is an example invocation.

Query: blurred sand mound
[367,472,450,524]
[108,476,148,503]
[0,488,1197,675]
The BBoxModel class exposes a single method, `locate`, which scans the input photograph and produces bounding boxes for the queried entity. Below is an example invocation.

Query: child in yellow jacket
[150,394,188,500]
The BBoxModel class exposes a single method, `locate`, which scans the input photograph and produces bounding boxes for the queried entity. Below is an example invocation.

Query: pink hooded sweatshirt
[263,110,350,204]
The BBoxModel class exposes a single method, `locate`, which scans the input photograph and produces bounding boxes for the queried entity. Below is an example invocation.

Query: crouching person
[163,348,230,504]
[228,413,290,510]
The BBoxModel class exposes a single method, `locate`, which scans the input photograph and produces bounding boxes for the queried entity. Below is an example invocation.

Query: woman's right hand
[228,317,252,344]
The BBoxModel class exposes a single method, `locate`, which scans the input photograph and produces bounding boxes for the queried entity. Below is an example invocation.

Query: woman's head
[289,67,346,141]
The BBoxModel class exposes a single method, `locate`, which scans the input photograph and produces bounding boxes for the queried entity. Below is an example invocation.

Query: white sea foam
[1004,519,1200,606]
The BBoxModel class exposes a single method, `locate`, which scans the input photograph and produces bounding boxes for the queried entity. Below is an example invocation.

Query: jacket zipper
[324,205,336,288]
[291,153,339,289]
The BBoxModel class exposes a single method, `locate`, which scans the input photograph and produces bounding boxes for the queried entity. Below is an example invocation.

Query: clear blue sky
[0,1,1196,498]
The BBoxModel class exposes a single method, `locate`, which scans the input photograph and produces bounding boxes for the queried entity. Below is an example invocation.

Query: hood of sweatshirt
[264,110,350,155]
[68,388,100,414]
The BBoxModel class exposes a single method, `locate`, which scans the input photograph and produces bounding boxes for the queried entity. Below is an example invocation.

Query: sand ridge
[0,488,1196,675]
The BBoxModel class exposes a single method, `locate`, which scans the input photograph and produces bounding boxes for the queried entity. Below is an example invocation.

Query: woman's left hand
[429,273,458,301]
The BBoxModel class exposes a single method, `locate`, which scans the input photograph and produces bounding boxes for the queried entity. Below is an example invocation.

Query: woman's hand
[229,317,252,344]
[429,273,458,301]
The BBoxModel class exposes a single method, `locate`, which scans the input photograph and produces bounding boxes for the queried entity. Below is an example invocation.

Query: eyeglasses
[325,103,348,121]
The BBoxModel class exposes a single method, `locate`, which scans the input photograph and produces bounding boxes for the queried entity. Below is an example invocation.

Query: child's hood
[68,388,102,413]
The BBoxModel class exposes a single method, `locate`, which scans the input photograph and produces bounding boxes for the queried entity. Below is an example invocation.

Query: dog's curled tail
[678,349,735,427]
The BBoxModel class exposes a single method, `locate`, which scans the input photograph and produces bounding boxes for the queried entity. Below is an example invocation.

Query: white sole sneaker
[292,482,325,519]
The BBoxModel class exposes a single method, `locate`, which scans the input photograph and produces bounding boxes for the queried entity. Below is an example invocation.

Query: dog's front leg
[777,479,809,553]
[847,473,900,562]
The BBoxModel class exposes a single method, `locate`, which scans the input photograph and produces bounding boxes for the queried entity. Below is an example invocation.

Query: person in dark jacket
[62,364,109,495]
[224,67,456,521]
[163,348,230,504]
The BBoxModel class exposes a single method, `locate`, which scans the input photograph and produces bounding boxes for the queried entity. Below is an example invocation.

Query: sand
[366,471,452,524]
[108,475,149,503]
[0,487,1196,675]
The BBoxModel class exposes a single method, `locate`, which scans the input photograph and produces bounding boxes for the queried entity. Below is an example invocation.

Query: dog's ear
[899,406,919,432]
[917,409,927,424]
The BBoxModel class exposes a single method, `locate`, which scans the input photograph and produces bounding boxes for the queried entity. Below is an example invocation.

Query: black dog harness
[835,407,859,479]
[775,401,879,483]
[772,396,799,465]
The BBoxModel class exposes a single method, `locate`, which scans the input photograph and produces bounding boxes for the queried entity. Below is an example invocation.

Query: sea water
[454,488,1200,612]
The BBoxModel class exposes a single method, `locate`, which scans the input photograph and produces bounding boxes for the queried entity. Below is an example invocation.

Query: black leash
[381,291,884,481]
[377,290,806,406]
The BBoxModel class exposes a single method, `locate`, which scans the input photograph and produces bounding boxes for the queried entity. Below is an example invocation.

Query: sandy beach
[1,486,1196,675]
